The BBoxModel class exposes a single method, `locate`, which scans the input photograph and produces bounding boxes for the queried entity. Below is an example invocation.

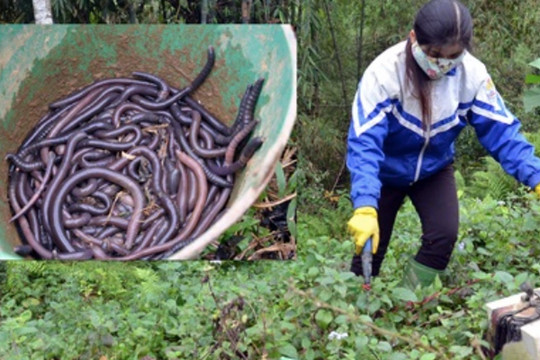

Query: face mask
[411,40,465,80]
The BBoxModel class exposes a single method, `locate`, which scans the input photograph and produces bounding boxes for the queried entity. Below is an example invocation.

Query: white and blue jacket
[347,41,540,209]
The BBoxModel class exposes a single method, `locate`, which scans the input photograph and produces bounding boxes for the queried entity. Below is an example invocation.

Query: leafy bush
[462,131,540,200]
[523,58,540,113]
[2,190,540,359]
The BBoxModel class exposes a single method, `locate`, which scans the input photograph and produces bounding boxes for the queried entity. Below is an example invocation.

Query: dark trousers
[351,164,459,276]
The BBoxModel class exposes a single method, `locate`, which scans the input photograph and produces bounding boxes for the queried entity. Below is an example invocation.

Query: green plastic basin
[0,24,296,260]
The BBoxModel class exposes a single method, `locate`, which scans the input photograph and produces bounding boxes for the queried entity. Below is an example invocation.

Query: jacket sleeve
[347,69,393,210]
[468,73,540,189]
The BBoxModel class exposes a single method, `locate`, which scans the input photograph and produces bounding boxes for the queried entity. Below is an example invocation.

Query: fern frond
[468,157,519,199]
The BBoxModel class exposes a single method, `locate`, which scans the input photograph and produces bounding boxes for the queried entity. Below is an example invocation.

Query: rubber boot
[400,257,444,290]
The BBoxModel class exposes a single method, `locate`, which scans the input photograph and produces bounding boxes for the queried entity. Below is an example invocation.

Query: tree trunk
[356,0,366,81]
[128,1,137,24]
[201,0,208,23]
[241,0,252,24]
[32,0,53,24]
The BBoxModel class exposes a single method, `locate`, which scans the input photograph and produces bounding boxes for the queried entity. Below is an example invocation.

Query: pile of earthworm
[6,46,265,260]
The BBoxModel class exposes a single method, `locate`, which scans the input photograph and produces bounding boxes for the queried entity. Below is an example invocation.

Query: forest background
[1,0,540,359]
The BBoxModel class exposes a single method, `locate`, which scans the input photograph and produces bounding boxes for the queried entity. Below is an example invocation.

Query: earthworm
[127,156,148,182]
[198,127,217,150]
[187,46,215,93]
[189,110,227,158]
[226,120,259,164]
[207,137,264,176]
[63,213,92,229]
[131,47,215,112]
[127,146,180,247]
[13,245,34,257]
[133,217,163,253]
[176,157,189,223]
[130,87,191,111]
[186,168,198,212]
[164,158,180,195]
[182,96,231,136]
[8,49,266,259]
[132,72,170,101]
[72,229,129,256]
[59,86,124,133]
[126,112,161,125]
[78,153,116,169]
[9,172,90,260]
[110,85,160,108]
[214,85,253,145]
[97,226,121,240]
[80,125,142,151]
[112,102,149,127]
[170,102,223,140]
[67,191,112,216]
[21,102,76,148]
[88,216,129,230]
[242,78,265,126]
[140,209,165,232]
[10,153,55,222]
[18,121,113,160]
[115,150,207,259]
[170,119,233,188]
[50,168,145,251]
[158,183,231,259]
[14,172,41,242]
[191,186,232,240]
[204,185,220,208]
[41,132,88,245]
[49,78,155,109]
[47,88,103,139]
[5,154,45,172]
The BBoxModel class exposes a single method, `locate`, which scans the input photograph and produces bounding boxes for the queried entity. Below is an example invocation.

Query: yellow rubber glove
[535,184,540,197]
[347,206,379,255]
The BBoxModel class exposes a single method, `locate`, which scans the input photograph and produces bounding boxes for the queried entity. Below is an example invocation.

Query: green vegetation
[1,193,540,358]
[1,0,540,358]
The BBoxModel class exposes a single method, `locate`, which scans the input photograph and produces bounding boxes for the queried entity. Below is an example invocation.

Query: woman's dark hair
[405,0,473,127]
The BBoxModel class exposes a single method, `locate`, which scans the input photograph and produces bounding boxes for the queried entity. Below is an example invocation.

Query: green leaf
[367,298,382,314]
[315,309,333,329]
[420,354,437,360]
[334,315,348,325]
[287,197,297,238]
[392,287,418,302]
[320,276,335,286]
[286,169,297,193]
[17,310,32,324]
[335,284,347,298]
[338,272,356,281]
[307,267,319,277]
[355,335,369,349]
[523,86,540,112]
[525,74,540,84]
[275,162,287,198]
[301,336,311,349]
[515,273,529,287]
[449,345,473,357]
[529,58,540,70]
[477,247,492,256]
[21,298,40,308]
[279,343,298,359]
[388,353,409,360]
[376,341,392,352]
[494,271,514,285]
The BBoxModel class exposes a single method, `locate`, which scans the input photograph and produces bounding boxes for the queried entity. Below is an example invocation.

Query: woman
[346,0,540,289]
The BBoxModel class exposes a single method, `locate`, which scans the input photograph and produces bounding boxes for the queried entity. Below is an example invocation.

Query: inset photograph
[0,24,296,260]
